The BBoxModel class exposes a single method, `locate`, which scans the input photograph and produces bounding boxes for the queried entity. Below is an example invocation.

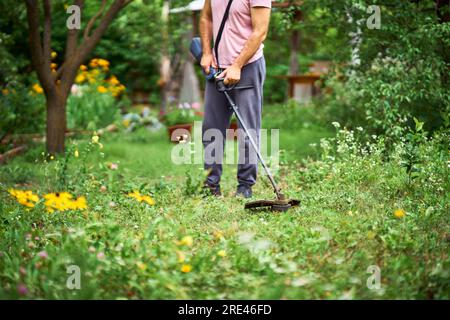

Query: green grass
[0,106,448,299]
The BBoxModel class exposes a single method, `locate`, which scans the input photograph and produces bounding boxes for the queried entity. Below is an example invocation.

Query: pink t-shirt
[211,0,272,68]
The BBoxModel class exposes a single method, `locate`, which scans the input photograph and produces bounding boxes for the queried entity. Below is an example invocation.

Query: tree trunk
[46,94,67,154]
[436,0,449,87]
[289,29,300,75]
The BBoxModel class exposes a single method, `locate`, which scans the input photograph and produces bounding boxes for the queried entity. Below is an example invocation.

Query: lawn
[0,105,448,299]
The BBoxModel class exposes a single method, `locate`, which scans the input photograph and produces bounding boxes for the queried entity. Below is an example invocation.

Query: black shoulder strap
[214,0,234,69]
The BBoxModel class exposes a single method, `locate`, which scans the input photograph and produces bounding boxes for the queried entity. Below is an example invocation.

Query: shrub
[66,59,126,131]
[0,84,45,140]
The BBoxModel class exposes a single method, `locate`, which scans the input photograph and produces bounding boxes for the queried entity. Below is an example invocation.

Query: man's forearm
[200,15,213,55]
[232,31,266,69]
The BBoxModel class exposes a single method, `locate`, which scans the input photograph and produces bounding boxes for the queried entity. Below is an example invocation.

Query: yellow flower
[217,250,227,257]
[51,63,58,70]
[127,191,155,205]
[394,209,406,219]
[75,74,86,84]
[89,58,99,68]
[51,51,57,59]
[108,75,120,86]
[128,190,142,201]
[32,83,44,94]
[50,155,55,160]
[123,119,130,128]
[2,88,9,95]
[97,58,110,70]
[79,64,88,71]
[213,230,224,240]
[92,135,99,144]
[141,195,155,205]
[74,150,79,158]
[181,264,192,273]
[8,189,40,208]
[73,196,88,210]
[177,236,193,247]
[43,192,87,212]
[97,85,108,94]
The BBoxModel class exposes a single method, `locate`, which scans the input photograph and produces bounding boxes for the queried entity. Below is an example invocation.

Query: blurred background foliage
[0,0,448,141]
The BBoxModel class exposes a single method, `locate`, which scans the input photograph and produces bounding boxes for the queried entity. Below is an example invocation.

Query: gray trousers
[202,57,266,188]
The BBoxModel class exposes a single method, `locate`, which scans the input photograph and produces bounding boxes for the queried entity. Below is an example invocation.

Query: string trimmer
[190,37,300,212]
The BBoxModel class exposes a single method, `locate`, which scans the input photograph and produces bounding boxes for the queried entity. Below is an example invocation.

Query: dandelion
[74,150,79,158]
[217,250,227,257]
[181,264,192,273]
[394,209,406,219]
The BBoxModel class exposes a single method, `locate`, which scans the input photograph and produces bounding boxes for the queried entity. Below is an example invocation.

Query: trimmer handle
[190,37,218,81]
[215,78,228,92]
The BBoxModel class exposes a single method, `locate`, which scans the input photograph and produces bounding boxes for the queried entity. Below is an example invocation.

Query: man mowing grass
[200,0,271,198]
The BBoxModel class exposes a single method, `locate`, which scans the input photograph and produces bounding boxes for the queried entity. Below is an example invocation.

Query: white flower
[332,122,340,128]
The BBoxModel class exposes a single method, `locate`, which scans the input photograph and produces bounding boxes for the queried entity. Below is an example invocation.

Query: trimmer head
[244,194,300,212]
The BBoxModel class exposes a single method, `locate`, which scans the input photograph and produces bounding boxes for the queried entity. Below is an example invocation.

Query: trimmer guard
[244,199,300,212]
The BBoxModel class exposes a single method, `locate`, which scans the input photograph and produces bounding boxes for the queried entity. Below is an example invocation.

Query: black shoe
[203,183,221,197]
[236,185,252,199]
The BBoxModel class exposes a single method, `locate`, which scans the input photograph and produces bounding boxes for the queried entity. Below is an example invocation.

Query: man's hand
[218,64,242,86]
[201,52,217,75]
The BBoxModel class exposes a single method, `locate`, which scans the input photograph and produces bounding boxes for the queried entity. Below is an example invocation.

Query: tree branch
[42,0,52,64]
[64,0,84,63]
[83,0,107,41]
[25,0,55,93]
[60,0,134,95]
[78,0,133,64]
